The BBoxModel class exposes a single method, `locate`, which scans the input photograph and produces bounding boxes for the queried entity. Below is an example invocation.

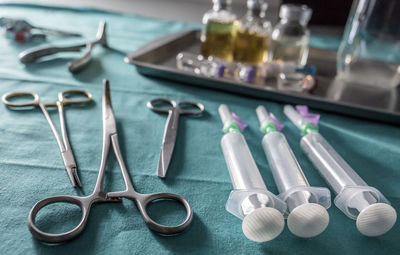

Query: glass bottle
[233,0,272,65]
[337,0,400,89]
[269,4,312,67]
[201,0,237,62]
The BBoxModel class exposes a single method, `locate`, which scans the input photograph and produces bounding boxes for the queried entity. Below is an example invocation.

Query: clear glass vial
[269,4,312,67]
[337,0,400,89]
[233,0,272,65]
[201,0,237,62]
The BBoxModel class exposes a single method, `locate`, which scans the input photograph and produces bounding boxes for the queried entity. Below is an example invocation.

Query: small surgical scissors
[2,89,92,188]
[147,98,204,178]
[28,80,193,243]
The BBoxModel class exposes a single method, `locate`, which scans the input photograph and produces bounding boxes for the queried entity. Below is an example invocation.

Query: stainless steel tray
[126,30,400,124]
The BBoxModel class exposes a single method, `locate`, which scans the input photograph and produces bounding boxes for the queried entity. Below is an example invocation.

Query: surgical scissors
[28,80,193,243]
[2,89,92,188]
[147,98,204,178]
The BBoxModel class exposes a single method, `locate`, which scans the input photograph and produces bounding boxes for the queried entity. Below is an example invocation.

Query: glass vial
[233,0,272,65]
[201,0,237,62]
[269,4,312,67]
[176,52,226,78]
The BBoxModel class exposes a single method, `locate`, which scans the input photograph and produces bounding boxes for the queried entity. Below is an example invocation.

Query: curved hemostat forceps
[18,20,108,73]
[2,90,92,188]
[147,98,204,178]
[27,80,193,243]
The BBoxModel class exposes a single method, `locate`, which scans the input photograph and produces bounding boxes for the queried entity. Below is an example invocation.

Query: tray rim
[126,29,400,125]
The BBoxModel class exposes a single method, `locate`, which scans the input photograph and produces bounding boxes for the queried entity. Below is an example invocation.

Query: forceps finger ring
[2,92,40,107]
[58,90,93,105]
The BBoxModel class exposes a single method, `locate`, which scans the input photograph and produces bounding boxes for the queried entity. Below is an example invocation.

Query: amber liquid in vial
[234,29,270,64]
[201,20,236,62]
[271,36,309,67]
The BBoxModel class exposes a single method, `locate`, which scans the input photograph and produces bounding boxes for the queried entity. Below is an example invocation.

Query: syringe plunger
[300,129,397,236]
[219,104,286,242]
[257,105,330,238]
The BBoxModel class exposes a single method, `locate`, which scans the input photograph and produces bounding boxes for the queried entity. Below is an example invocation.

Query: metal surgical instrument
[147,98,204,178]
[284,104,397,237]
[0,17,81,42]
[2,90,92,188]
[28,80,193,243]
[256,105,330,238]
[18,21,108,73]
[219,104,286,242]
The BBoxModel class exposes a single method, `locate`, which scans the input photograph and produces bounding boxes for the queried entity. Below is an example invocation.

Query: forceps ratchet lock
[147,98,204,178]
[28,80,193,243]
[2,90,92,188]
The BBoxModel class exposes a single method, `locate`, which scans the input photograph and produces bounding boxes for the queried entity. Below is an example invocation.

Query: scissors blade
[158,141,175,178]
[157,110,179,178]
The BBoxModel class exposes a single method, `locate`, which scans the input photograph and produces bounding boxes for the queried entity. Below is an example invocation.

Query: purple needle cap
[217,64,226,78]
[296,105,320,126]
[269,113,284,131]
[231,112,248,131]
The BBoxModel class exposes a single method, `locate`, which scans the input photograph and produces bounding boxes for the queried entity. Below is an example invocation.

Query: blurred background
[1,0,352,35]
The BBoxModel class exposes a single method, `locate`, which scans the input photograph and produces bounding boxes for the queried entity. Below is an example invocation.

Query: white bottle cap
[279,4,312,25]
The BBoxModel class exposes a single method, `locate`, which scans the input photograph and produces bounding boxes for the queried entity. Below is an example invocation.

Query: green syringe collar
[260,120,277,134]
[223,121,241,133]
[300,122,319,135]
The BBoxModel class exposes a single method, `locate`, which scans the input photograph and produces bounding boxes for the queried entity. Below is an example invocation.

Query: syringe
[219,104,286,242]
[256,105,330,238]
[284,105,397,236]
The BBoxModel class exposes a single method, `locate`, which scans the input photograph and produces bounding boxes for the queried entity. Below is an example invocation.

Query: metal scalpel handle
[19,44,85,64]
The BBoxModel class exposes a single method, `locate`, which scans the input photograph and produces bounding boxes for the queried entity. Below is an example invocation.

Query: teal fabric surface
[0,4,399,255]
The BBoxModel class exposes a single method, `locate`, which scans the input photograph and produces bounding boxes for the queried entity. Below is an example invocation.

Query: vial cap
[247,0,268,11]
[279,4,312,24]
[242,207,285,242]
[213,0,232,6]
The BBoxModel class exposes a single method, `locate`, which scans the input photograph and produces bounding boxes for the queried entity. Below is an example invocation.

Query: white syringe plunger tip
[242,207,285,242]
[356,203,397,236]
[287,203,329,238]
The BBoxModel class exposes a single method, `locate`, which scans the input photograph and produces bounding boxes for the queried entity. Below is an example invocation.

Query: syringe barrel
[221,132,268,190]
[301,132,368,194]
[262,131,309,193]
